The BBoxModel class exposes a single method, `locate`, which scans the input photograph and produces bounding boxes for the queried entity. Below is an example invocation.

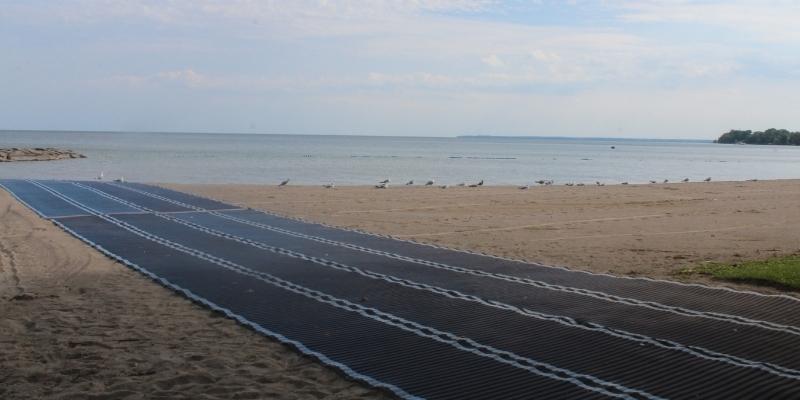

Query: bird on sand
[476,180,484,186]
[621,182,629,185]
[682,178,690,183]
[663,179,669,183]
[405,180,414,185]
[519,185,530,190]
[457,182,466,187]
[375,182,388,189]
[440,184,449,189]
[425,180,435,186]
[704,177,712,182]
[379,179,390,184]
[649,180,657,184]
[323,183,335,189]
[577,183,585,186]
[279,179,290,186]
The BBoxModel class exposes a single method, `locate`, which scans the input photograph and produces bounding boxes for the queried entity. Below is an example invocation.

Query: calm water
[2,131,800,185]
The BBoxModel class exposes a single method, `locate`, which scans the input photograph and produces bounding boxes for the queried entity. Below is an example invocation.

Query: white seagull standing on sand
[375,182,389,189]
[279,179,290,186]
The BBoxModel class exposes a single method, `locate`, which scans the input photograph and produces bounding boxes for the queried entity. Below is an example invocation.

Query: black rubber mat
[0,179,88,218]
[56,214,608,400]
[5,178,800,399]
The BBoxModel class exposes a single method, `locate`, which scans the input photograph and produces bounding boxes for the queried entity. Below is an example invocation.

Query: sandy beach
[170,179,800,292]
[3,179,799,399]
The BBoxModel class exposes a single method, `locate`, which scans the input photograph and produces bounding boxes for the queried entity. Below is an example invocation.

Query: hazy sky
[2,1,799,138]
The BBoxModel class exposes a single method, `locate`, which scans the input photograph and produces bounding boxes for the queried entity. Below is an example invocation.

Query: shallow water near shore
[2,130,800,185]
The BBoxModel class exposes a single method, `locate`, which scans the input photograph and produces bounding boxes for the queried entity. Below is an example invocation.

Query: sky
[1,1,799,139]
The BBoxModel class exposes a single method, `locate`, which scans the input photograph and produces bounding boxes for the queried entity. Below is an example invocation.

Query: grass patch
[679,256,800,291]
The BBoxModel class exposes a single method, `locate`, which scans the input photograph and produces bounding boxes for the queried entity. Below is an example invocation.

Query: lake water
[2,130,800,185]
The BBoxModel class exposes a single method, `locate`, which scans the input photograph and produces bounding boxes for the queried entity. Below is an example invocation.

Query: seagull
[97,171,104,180]
[405,180,414,185]
[279,179,290,186]
[375,182,388,189]
[577,183,585,186]
[595,181,602,186]
[468,183,478,188]
[704,177,712,182]
[663,179,669,183]
[544,180,553,186]
[440,184,449,189]
[456,182,466,187]
[649,180,657,184]
[425,180,435,186]
[536,180,546,185]
[476,180,484,186]
[621,182,629,185]
[323,183,335,189]
[519,185,530,190]
[565,183,574,186]
[379,179,390,184]
[682,178,690,183]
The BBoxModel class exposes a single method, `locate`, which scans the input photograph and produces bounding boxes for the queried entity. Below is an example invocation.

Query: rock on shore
[0,148,86,162]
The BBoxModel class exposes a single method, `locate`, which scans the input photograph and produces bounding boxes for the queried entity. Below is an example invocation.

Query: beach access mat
[3,179,800,399]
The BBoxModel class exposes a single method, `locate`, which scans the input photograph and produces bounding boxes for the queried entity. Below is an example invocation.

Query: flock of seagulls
[268,176,719,189]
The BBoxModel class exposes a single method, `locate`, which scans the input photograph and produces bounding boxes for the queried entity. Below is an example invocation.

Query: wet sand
[3,179,799,399]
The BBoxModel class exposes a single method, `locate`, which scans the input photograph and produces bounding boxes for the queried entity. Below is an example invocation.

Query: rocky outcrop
[0,148,86,162]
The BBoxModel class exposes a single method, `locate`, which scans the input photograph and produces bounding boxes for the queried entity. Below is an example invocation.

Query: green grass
[679,256,800,291]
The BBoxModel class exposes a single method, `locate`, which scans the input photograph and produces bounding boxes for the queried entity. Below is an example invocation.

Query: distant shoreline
[0,147,85,162]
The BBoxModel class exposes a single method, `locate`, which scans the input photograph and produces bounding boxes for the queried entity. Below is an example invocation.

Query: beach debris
[425,180,435,186]
[279,179,290,186]
[748,178,759,182]
[114,176,125,183]
[565,183,574,186]
[704,177,712,182]
[457,182,466,187]
[375,182,389,189]
[468,183,478,188]
[405,180,414,185]
[97,171,104,180]
[682,178,690,183]
[577,183,585,186]
[323,183,335,189]
[610,146,616,149]
[621,182,629,185]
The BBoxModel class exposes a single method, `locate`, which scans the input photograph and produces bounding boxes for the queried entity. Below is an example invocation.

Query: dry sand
[169,179,800,293]
[3,179,799,399]
[0,190,392,400]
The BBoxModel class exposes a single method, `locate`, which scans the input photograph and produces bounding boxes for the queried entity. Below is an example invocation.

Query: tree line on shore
[716,128,800,145]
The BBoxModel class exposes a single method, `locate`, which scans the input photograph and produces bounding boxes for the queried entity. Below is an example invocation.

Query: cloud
[481,54,505,67]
